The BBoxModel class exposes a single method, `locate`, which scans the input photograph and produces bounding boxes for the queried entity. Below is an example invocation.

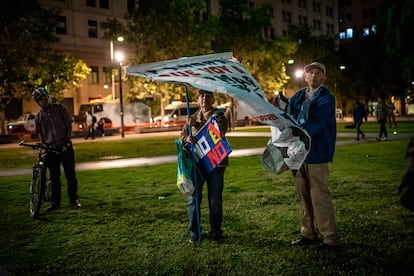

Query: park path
[0,130,412,177]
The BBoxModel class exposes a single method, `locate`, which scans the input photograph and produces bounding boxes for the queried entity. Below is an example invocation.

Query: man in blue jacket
[287,62,342,250]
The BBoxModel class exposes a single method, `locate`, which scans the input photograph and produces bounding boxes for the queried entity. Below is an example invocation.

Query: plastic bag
[176,139,194,195]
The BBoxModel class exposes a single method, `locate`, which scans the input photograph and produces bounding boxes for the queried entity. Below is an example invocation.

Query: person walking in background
[84,110,95,140]
[287,62,342,250]
[387,99,398,128]
[96,117,105,137]
[375,97,388,141]
[32,87,81,211]
[180,90,229,243]
[364,105,369,122]
[353,100,366,140]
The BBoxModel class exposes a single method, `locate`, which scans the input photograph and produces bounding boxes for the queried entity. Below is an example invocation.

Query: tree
[0,1,90,100]
[333,0,413,116]
[214,1,295,97]
[287,25,341,94]
[0,0,90,133]
[376,0,414,115]
[102,0,216,109]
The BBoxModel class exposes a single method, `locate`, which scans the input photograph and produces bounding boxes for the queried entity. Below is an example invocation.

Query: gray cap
[304,62,326,75]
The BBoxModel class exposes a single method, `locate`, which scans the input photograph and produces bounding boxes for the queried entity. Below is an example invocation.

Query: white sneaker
[381,137,388,141]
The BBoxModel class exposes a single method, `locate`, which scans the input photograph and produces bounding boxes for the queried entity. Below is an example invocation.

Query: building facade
[22,0,339,117]
[22,0,132,117]
[338,0,390,40]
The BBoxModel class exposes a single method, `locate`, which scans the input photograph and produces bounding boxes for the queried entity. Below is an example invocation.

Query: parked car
[152,102,199,127]
[7,113,36,134]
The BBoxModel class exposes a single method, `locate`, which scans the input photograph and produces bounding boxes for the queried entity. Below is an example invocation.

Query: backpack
[92,115,97,124]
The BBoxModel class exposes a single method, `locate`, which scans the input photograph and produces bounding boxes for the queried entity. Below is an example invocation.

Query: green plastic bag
[176,139,194,195]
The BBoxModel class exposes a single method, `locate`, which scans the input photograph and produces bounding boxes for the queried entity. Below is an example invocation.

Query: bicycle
[19,141,57,218]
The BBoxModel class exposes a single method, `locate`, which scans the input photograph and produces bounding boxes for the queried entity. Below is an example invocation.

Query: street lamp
[115,51,125,138]
[294,69,304,79]
[110,36,124,100]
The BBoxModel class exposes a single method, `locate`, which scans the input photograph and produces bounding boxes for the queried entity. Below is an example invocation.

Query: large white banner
[126,52,310,174]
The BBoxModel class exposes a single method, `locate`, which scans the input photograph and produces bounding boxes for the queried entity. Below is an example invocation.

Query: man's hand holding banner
[126,52,310,174]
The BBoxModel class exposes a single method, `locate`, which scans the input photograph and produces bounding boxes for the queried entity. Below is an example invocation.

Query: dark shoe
[189,236,200,243]
[189,237,199,243]
[45,203,60,212]
[210,232,222,242]
[317,242,342,251]
[71,199,81,209]
[291,236,316,246]
[189,231,200,243]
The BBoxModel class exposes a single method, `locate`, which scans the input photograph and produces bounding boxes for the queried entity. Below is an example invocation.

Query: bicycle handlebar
[19,141,44,150]
[19,141,62,153]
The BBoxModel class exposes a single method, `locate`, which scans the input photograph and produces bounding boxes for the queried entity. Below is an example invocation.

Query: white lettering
[194,136,211,158]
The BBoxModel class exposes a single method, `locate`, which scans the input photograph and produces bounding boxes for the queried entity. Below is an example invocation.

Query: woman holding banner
[180,89,229,243]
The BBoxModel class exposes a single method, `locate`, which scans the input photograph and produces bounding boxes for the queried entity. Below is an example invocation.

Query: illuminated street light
[295,69,304,79]
[110,36,124,100]
[115,51,125,138]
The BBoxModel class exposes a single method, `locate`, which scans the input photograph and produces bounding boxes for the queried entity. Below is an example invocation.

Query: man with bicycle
[32,87,81,211]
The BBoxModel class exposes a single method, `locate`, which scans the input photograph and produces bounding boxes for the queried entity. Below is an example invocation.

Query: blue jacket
[288,85,336,164]
[353,104,365,122]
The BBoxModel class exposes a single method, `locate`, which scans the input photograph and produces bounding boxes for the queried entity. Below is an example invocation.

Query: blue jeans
[187,167,225,239]
[355,119,364,139]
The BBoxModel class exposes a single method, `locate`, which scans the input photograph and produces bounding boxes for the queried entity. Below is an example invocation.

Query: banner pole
[185,85,201,241]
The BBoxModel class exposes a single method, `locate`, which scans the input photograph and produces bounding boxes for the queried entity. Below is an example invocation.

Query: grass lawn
[1,120,413,170]
[0,137,413,275]
[234,119,414,134]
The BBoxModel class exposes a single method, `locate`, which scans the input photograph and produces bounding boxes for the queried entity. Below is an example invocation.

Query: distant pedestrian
[375,97,388,141]
[364,106,369,122]
[387,99,398,128]
[399,136,414,212]
[84,111,95,139]
[353,100,366,140]
[96,118,105,137]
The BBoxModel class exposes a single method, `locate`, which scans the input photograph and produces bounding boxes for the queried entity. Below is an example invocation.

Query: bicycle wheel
[43,167,51,201]
[29,166,43,218]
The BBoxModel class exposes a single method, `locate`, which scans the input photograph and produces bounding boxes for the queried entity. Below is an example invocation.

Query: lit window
[88,20,98,38]
[103,67,111,84]
[346,28,353,39]
[56,15,67,34]
[89,66,99,84]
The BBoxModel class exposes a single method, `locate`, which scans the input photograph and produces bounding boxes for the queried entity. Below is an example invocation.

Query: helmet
[32,87,49,101]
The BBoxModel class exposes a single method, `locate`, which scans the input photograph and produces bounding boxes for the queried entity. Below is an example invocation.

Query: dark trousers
[86,126,95,139]
[355,119,364,139]
[187,167,225,239]
[378,119,388,138]
[46,145,78,205]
